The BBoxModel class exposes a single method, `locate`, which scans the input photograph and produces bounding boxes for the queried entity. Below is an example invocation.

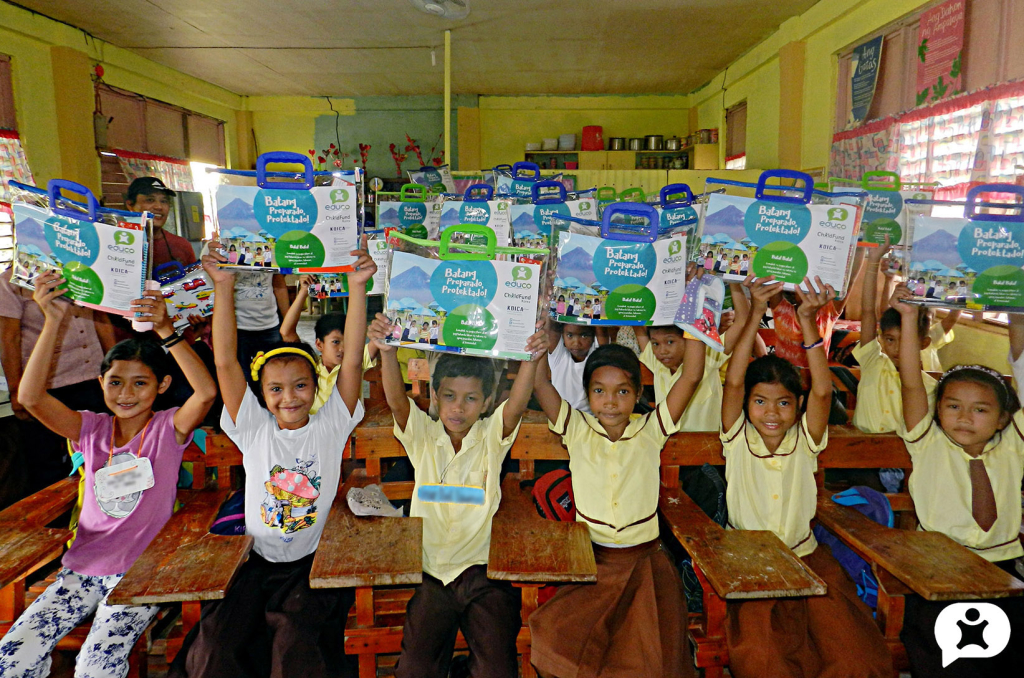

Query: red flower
[333,159,343,168]
[317,156,325,164]
[329,143,336,149]
[308,149,315,156]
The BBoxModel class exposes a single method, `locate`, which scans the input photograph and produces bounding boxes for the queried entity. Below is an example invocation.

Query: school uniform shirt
[222,386,363,563]
[921,322,954,373]
[721,414,827,557]
[396,399,520,585]
[899,413,1024,562]
[639,343,726,432]
[1012,350,1024,404]
[548,337,597,414]
[310,345,377,415]
[550,399,681,547]
[852,339,937,434]
[64,408,191,576]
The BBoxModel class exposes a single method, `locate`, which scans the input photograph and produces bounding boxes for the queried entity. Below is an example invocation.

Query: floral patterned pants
[0,568,158,678]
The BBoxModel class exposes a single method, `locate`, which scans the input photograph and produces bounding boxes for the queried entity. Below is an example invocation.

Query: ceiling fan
[407,0,470,20]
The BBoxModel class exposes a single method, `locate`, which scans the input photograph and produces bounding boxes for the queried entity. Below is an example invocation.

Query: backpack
[209,490,246,536]
[812,486,893,610]
[678,464,728,613]
[530,469,575,521]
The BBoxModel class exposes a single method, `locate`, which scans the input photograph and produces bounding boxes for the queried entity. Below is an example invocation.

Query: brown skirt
[528,539,693,678]
[725,543,893,678]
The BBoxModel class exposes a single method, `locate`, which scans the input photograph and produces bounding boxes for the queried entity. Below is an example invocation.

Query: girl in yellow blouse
[527,319,706,678]
[721,276,891,678]
[893,284,1024,678]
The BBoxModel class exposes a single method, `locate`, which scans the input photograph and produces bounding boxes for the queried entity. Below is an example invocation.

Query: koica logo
[934,602,1011,667]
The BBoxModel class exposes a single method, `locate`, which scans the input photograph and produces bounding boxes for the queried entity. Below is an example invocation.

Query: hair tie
[938,364,1012,408]
[250,348,319,382]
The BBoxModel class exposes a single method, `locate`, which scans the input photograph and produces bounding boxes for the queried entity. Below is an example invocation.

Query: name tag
[95,456,155,502]
[417,484,485,506]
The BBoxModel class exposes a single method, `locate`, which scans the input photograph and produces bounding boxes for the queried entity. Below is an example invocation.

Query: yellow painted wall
[0,1,241,193]
[691,0,936,171]
[245,96,355,164]
[478,95,691,169]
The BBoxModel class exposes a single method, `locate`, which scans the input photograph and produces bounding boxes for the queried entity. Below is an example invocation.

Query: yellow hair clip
[250,347,319,382]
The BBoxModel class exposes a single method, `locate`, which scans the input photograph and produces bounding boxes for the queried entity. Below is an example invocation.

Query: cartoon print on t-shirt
[96,452,143,519]
[261,457,321,535]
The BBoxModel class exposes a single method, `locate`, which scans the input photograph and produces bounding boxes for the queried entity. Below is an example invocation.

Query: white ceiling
[16,0,821,96]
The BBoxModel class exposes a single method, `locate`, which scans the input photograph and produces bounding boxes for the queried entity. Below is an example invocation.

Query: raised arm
[634,325,650,352]
[664,336,706,423]
[723,276,780,431]
[272,273,290,324]
[532,351,565,425]
[795,277,835,445]
[545,316,561,355]
[0,316,25,420]
[860,236,891,346]
[893,285,929,431]
[132,290,217,444]
[19,272,82,441]
[724,282,750,355]
[940,308,962,334]
[338,242,376,415]
[1010,314,1024,362]
[279,275,311,343]
[501,329,547,437]
[833,245,865,316]
[368,312,410,431]
[204,240,247,424]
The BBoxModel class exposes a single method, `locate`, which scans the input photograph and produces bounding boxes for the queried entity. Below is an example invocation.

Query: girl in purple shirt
[0,271,216,678]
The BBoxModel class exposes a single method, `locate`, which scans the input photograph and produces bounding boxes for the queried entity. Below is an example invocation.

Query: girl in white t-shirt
[171,237,375,678]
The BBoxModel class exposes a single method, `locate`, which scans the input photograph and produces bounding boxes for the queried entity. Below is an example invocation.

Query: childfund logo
[934,602,1010,667]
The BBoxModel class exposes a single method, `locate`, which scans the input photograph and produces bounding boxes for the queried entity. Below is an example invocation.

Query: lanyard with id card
[418,467,486,506]
[94,417,155,504]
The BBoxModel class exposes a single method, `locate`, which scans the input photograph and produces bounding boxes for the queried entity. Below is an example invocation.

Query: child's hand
[202,237,235,285]
[368,312,396,352]
[889,284,918,316]
[524,327,548,360]
[867,235,891,264]
[132,290,175,338]
[685,261,702,283]
[32,271,68,320]
[298,274,314,291]
[795,276,836,319]
[347,235,377,286]
[745,275,782,309]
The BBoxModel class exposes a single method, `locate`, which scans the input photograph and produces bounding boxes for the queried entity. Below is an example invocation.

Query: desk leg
[514,584,539,678]
[0,578,26,622]
[693,565,727,678]
[354,587,376,678]
[874,569,908,673]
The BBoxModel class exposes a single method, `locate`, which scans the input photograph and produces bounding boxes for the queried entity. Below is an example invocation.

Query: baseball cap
[125,177,176,203]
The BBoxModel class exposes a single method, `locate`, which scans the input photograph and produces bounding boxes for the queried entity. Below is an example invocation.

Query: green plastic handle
[439,224,496,260]
[862,171,901,191]
[400,183,428,202]
[618,187,646,202]
[390,230,550,259]
[597,186,617,200]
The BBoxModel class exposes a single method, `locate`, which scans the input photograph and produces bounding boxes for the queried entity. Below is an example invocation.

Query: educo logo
[827,207,849,221]
[934,603,1010,667]
[330,189,350,204]
[114,231,135,246]
[511,266,533,281]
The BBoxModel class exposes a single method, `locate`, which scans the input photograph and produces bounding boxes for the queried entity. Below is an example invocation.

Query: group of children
[552,294,602,320]
[1,227,1023,678]
[226,243,274,267]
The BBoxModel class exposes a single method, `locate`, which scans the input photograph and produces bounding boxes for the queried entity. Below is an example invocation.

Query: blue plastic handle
[48,179,98,222]
[512,162,541,180]
[256,152,314,190]
[601,203,658,243]
[532,180,567,205]
[659,183,694,207]
[755,170,813,204]
[463,183,493,202]
[965,183,1024,222]
[492,164,513,173]
[153,262,185,282]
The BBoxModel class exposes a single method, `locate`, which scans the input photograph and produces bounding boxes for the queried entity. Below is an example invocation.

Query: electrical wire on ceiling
[326,96,342,153]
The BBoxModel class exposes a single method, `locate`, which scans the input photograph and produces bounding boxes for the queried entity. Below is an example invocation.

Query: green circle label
[972,266,1024,307]
[274,231,325,268]
[752,241,809,282]
[441,304,497,350]
[405,223,428,239]
[863,218,903,246]
[62,261,103,304]
[605,285,656,321]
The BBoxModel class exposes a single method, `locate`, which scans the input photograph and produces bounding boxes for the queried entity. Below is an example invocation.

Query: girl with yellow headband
[168,236,375,678]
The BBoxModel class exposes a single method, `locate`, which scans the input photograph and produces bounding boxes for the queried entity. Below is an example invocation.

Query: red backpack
[531,469,575,521]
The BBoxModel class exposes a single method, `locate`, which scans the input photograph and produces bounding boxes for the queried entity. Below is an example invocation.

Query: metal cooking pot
[645,135,663,151]
[664,136,681,151]
[628,138,644,151]
[608,137,626,151]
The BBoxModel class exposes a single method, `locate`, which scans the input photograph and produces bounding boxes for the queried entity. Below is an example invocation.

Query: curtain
[0,131,34,204]
[829,80,1024,196]
[113,149,194,192]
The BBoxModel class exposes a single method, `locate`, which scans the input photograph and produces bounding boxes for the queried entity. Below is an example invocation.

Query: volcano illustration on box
[702,197,748,242]
[386,261,436,308]
[377,206,400,227]
[557,246,597,286]
[216,196,259,234]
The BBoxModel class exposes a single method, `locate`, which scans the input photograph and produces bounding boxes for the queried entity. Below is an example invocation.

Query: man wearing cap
[125,177,197,268]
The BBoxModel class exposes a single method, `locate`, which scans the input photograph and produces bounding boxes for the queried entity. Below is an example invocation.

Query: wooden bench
[336,403,597,678]
[107,433,250,662]
[0,476,153,677]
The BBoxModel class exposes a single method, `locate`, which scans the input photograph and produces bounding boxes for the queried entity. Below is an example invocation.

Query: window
[725,102,747,170]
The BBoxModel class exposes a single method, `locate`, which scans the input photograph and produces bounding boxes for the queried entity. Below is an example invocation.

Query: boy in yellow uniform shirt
[368,313,546,678]
[854,239,936,433]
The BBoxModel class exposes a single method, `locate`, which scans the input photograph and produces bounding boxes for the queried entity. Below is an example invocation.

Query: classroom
[2,0,1024,677]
